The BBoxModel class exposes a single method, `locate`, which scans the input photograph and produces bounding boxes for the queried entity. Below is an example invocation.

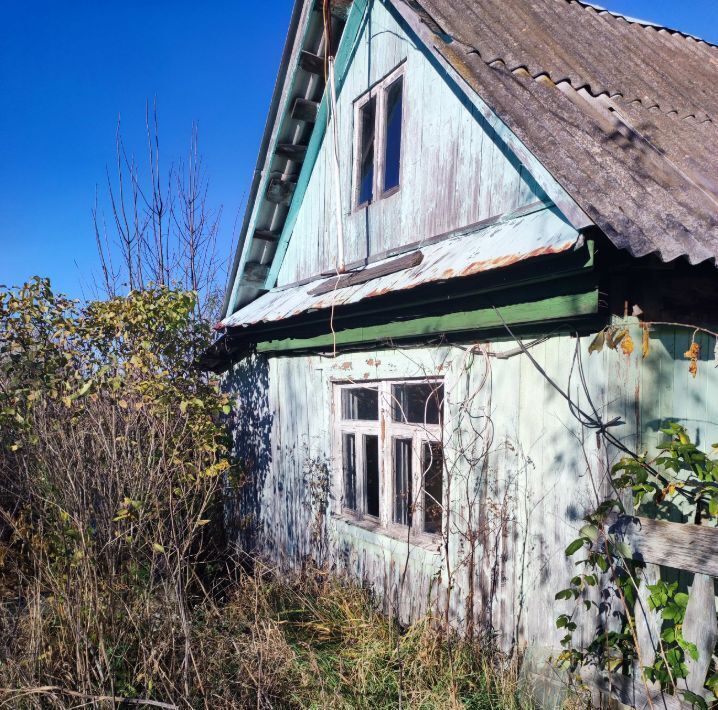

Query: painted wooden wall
[275,0,545,287]
[225,321,718,652]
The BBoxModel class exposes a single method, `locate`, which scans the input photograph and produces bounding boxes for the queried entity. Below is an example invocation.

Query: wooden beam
[313,0,352,20]
[291,97,320,123]
[256,290,599,353]
[265,177,296,205]
[607,514,718,577]
[299,50,325,75]
[253,229,280,243]
[275,143,308,162]
[243,262,270,284]
[308,251,424,296]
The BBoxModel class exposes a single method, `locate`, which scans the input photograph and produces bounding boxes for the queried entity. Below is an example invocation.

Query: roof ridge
[572,0,718,49]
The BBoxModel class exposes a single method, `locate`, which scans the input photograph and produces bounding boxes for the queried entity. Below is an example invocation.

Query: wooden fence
[580,515,718,710]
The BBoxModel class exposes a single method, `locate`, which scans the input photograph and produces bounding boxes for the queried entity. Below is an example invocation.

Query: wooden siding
[225,321,718,651]
[275,0,545,287]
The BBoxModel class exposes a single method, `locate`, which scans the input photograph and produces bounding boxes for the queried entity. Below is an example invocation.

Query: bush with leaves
[0,278,231,704]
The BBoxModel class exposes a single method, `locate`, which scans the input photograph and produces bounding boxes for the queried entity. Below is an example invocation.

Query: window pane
[357,97,376,205]
[364,435,380,517]
[393,438,413,526]
[383,77,403,193]
[392,383,444,425]
[341,387,379,421]
[342,433,357,511]
[422,441,443,534]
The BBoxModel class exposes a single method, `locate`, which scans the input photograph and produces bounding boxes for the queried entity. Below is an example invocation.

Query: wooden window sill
[333,512,442,553]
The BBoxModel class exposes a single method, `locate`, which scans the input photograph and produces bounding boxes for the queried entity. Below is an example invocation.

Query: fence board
[633,563,662,671]
[682,573,717,697]
[580,667,689,709]
[606,514,718,577]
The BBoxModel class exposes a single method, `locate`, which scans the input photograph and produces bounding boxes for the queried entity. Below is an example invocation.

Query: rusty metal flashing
[219,204,584,331]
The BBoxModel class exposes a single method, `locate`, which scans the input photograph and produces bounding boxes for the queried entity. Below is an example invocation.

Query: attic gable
[223,0,591,320]
[273,0,562,288]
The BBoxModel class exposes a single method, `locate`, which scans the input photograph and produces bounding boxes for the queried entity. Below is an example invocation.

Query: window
[353,65,405,208]
[334,380,444,539]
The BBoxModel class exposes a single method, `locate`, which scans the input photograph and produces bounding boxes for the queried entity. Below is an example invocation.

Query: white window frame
[352,63,406,210]
[332,378,444,543]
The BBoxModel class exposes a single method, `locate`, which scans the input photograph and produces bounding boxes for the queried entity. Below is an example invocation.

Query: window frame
[352,63,406,210]
[332,378,444,543]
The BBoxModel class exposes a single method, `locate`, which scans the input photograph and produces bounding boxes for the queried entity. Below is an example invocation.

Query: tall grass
[1,558,538,708]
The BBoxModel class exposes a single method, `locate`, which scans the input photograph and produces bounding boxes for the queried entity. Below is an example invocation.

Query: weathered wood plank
[266,177,297,205]
[682,573,717,696]
[275,143,308,161]
[308,251,424,296]
[291,97,320,123]
[633,563,662,672]
[299,49,325,76]
[256,290,599,353]
[607,514,718,577]
[243,261,270,284]
[581,667,689,710]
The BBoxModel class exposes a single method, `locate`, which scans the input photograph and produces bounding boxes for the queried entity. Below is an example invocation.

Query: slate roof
[407,0,718,264]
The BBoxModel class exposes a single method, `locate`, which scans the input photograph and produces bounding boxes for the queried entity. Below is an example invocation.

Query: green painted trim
[264,0,370,290]
[256,289,598,353]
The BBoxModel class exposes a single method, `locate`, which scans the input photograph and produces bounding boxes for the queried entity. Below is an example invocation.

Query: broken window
[354,64,405,209]
[334,379,443,539]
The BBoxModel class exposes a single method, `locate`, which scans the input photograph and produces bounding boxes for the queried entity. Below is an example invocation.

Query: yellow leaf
[684,340,700,379]
[620,333,634,356]
[152,543,165,553]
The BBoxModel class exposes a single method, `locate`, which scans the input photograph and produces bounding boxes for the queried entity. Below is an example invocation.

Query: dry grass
[0,560,549,709]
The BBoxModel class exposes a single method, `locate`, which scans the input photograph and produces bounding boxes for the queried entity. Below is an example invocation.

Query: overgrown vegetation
[0,279,539,708]
[555,324,718,708]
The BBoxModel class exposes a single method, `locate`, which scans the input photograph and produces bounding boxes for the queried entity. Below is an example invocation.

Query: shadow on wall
[223,354,273,554]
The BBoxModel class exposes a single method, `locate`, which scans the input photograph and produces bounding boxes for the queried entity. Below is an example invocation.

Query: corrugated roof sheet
[407,0,718,265]
[220,204,581,329]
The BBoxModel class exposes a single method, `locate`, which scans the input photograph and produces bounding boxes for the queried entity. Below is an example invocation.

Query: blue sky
[1,1,716,301]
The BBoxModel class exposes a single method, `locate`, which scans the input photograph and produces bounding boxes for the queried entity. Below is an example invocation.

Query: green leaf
[675,592,689,608]
[152,543,165,553]
[222,404,231,415]
[565,538,586,556]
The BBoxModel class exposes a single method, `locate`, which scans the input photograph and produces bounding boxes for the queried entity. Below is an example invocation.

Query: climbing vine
[555,321,718,708]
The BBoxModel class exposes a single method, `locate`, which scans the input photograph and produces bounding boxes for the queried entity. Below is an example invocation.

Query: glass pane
[383,77,403,193]
[357,97,376,205]
[392,383,444,425]
[422,441,443,534]
[342,433,357,511]
[365,435,380,517]
[393,438,413,526]
[341,387,379,421]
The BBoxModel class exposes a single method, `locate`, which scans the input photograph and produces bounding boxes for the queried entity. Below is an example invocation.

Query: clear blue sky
[1,1,717,301]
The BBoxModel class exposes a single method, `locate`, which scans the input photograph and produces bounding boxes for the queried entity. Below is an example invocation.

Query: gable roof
[403,0,718,264]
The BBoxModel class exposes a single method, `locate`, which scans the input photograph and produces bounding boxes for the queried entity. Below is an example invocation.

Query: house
[202,0,718,691]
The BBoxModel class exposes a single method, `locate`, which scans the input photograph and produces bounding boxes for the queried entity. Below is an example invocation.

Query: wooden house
[202,0,718,697]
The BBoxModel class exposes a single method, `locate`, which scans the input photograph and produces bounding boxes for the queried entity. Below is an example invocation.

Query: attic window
[353,64,405,209]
